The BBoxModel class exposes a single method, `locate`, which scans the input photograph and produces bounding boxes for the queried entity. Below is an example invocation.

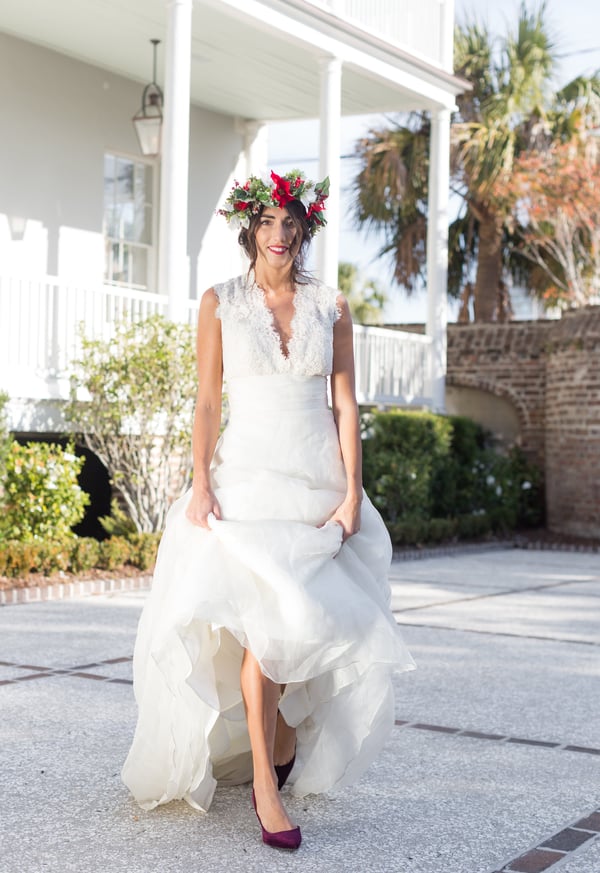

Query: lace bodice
[213,274,341,379]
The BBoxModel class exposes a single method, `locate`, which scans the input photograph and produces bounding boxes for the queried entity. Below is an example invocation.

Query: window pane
[115,158,134,200]
[131,246,148,287]
[103,152,154,288]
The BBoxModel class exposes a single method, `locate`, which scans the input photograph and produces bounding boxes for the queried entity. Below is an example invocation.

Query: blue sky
[268,0,600,322]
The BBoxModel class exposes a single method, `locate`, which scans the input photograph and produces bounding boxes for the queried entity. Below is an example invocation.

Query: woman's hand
[326,493,361,542]
[185,486,222,529]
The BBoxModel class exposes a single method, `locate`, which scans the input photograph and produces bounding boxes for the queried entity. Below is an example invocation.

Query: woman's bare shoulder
[335,292,351,323]
[201,287,219,306]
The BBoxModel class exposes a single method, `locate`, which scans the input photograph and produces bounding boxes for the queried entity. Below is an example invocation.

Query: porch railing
[0,274,432,409]
[306,0,451,68]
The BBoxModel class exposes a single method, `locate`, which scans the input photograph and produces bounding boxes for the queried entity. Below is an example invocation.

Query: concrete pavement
[1,548,599,873]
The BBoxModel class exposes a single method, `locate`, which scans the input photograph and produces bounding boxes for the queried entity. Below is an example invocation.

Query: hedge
[362,409,543,546]
[0,533,161,579]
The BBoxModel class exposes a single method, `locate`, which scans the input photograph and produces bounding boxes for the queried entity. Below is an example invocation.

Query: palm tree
[353,3,599,321]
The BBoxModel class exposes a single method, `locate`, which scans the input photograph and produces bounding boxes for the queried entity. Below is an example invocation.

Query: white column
[244,121,268,178]
[426,108,451,412]
[316,56,342,288]
[158,0,193,322]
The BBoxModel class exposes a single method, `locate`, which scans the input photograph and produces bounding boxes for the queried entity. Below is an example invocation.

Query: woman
[122,170,415,851]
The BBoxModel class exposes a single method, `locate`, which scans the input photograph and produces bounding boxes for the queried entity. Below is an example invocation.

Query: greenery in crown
[218,169,330,236]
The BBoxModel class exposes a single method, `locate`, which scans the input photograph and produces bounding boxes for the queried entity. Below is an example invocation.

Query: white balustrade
[307,0,450,69]
[0,275,168,399]
[0,275,432,409]
[353,324,432,407]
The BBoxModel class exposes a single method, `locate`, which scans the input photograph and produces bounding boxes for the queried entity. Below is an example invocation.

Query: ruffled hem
[121,491,414,811]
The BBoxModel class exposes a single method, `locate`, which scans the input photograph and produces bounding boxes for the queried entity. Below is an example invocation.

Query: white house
[0,0,466,435]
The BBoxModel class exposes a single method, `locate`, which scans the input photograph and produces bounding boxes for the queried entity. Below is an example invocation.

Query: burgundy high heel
[274,749,296,790]
[251,789,302,850]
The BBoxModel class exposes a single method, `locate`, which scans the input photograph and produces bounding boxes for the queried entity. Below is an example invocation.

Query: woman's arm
[185,288,224,529]
[328,295,362,541]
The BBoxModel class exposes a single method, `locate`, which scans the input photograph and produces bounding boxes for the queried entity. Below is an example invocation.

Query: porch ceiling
[1,0,462,120]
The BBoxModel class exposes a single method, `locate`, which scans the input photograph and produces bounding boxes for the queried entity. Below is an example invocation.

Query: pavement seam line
[393,575,600,614]
[393,719,600,757]
[492,805,600,872]
[0,655,133,685]
[393,619,600,647]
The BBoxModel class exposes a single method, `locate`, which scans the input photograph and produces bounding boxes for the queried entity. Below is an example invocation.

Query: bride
[121,170,415,851]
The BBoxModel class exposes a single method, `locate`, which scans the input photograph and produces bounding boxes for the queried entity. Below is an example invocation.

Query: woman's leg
[240,648,295,833]
[274,708,297,766]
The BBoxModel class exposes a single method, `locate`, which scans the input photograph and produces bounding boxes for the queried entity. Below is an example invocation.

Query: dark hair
[238,200,312,286]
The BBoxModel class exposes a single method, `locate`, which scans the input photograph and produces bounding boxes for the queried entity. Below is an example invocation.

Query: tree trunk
[474,211,504,321]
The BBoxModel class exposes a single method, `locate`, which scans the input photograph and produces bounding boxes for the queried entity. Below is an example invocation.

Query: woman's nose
[275,221,293,239]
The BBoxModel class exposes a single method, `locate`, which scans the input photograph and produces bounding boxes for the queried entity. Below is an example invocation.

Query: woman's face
[254,206,297,270]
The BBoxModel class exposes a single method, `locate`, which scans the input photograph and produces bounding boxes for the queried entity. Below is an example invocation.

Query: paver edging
[393,537,599,561]
[0,574,152,605]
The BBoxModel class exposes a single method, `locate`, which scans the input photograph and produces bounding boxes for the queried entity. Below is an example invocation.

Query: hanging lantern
[132,39,163,157]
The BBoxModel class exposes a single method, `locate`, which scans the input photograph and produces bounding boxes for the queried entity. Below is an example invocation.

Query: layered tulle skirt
[121,374,415,811]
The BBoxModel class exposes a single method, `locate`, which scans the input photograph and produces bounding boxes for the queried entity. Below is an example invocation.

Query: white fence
[0,274,432,412]
[353,324,431,406]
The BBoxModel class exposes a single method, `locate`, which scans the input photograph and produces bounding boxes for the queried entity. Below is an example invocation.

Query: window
[103,153,155,290]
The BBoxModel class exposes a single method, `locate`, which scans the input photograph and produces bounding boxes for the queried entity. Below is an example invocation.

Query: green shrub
[97,536,133,570]
[362,409,543,546]
[127,532,160,571]
[0,441,89,542]
[67,315,196,532]
[362,411,452,522]
[0,534,149,578]
[36,541,71,574]
[0,541,38,577]
[69,537,101,573]
[0,391,10,484]
[99,500,138,538]
[455,513,493,539]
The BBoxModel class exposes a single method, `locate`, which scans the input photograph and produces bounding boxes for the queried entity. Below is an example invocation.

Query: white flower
[63,452,76,462]
[522,481,532,490]
[300,189,314,209]
[486,475,495,485]
[496,485,502,496]
[228,213,250,231]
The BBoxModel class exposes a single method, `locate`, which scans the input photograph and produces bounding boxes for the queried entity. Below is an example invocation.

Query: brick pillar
[545,307,600,538]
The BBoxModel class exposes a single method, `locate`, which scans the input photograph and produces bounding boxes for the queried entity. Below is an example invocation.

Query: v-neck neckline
[254,281,299,362]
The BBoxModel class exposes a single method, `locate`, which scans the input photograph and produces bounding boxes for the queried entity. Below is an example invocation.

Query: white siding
[0,32,244,295]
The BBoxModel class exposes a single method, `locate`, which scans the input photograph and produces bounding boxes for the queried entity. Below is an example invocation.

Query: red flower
[270,171,295,206]
[306,199,326,220]
[234,201,248,212]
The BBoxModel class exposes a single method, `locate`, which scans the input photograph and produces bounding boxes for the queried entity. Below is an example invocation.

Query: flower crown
[218,169,329,237]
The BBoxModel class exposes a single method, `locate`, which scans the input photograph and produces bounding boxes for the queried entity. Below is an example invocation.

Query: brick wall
[445,307,600,538]
[544,309,600,538]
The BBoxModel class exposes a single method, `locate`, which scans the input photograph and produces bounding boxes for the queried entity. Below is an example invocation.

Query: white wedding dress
[121,273,415,812]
